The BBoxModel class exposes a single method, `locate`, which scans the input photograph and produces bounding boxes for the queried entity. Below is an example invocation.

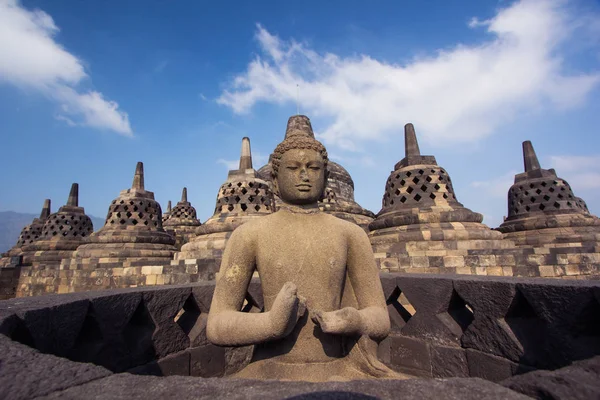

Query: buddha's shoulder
[322,214,368,236]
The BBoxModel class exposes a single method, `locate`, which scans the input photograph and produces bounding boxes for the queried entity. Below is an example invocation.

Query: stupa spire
[40,199,51,219]
[404,123,421,157]
[181,187,188,203]
[285,115,315,139]
[67,183,79,207]
[523,141,541,172]
[132,162,145,190]
[167,200,172,213]
[239,137,253,170]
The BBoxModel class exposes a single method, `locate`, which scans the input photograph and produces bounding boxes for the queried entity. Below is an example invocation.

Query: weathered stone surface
[39,374,530,400]
[0,334,111,400]
[466,349,533,383]
[206,116,401,382]
[142,286,191,357]
[502,355,600,400]
[368,124,514,277]
[190,344,226,377]
[431,345,469,378]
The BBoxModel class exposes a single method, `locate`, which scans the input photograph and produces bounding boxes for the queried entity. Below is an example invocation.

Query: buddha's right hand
[269,282,306,338]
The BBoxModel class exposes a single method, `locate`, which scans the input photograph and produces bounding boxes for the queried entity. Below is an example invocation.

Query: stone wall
[1,274,599,386]
[375,243,600,279]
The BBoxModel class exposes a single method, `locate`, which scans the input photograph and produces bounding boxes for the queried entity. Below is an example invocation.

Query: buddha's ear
[271,172,280,197]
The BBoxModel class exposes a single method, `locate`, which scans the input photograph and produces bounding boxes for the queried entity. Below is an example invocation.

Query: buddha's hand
[311,307,364,336]
[269,282,307,339]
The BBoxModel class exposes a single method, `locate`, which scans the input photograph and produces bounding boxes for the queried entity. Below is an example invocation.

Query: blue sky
[1,0,599,228]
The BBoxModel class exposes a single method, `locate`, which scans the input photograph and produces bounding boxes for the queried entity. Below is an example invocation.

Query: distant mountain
[0,211,105,253]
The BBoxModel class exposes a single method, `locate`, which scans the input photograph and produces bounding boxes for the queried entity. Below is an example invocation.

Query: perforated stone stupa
[14,184,93,295]
[0,199,51,266]
[163,188,201,249]
[59,162,176,293]
[174,137,275,279]
[257,115,375,229]
[162,200,172,223]
[369,124,513,275]
[495,141,600,277]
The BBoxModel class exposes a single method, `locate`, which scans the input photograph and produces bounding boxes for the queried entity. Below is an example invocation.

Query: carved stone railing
[0,274,599,399]
[378,274,600,381]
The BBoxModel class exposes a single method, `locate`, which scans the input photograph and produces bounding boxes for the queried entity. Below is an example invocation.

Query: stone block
[157,351,190,376]
[390,336,431,374]
[475,267,487,276]
[497,255,516,266]
[145,275,157,285]
[502,356,600,400]
[444,256,465,268]
[538,265,555,277]
[430,344,469,378]
[565,265,581,276]
[456,267,473,275]
[466,349,533,382]
[502,267,513,276]
[190,344,227,377]
[410,256,429,268]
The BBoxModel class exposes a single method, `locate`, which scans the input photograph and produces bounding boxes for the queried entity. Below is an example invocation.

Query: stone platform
[1,273,599,399]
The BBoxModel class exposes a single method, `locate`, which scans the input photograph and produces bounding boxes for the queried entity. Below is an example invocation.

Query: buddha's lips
[296,184,312,190]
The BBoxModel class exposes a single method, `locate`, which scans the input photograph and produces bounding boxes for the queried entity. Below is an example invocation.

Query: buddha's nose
[300,169,309,181]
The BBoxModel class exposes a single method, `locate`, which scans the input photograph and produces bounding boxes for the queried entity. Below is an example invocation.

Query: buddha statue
[207,117,403,382]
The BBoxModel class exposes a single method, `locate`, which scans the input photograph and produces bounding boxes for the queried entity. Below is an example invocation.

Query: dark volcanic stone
[466,349,534,382]
[502,356,600,400]
[190,344,226,377]
[38,374,530,400]
[0,335,111,400]
[431,345,469,378]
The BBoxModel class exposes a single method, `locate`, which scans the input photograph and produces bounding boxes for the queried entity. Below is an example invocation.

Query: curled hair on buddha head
[270,133,329,177]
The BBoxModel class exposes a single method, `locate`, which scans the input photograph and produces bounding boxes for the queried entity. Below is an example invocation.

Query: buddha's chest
[256,221,348,307]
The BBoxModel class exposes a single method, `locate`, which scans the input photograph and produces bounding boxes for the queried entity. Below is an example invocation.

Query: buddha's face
[274,148,326,205]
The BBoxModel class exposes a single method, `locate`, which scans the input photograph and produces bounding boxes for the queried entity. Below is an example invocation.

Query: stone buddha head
[271,133,329,205]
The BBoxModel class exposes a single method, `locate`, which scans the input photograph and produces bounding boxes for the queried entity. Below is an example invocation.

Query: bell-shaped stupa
[257,115,375,230]
[497,141,600,246]
[162,200,172,223]
[21,184,94,269]
[60,162,176,291]
[0,199,51,266]
[175,137,275,279]
[163,187,201,249]
[369,123,513,275]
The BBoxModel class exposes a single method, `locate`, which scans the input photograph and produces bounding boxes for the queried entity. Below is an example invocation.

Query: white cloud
[0,0,132,135]
[548,155,600,190]
[218,0,600,151]
[471,170,518,199]
[217,158,240,170]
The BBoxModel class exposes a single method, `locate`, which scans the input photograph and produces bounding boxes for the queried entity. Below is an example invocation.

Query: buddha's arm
[207,226,303,346]
[312,225,390,340]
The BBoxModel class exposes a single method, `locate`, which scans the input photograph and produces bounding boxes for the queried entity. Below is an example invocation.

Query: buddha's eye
[286,166,299,170]
[309,166,321,171]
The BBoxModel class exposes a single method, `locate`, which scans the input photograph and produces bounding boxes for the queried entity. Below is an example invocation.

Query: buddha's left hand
[311,307,364,336]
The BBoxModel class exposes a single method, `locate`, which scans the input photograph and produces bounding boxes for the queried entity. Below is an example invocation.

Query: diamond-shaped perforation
[507,177,588,217]
[122,301,156,365]
[384,167,458,208]
[436,290,474,339]
[68,304,104,363]
[503,289,545,349]
[386,287,415,332]
[174,295,202,340]
[241,293,263,313]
